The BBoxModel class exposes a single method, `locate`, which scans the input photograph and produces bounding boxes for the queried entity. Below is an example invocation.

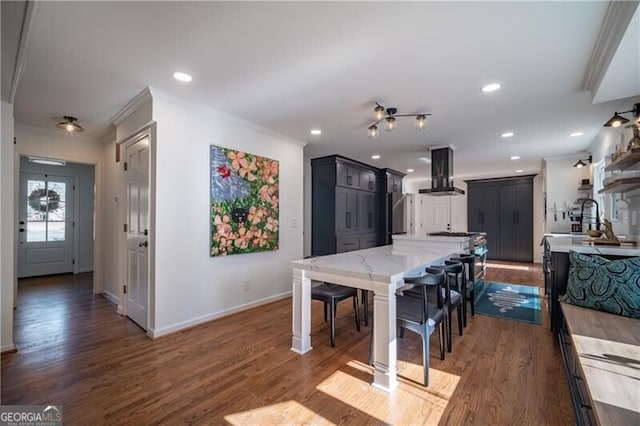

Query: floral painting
[210,145,279,256]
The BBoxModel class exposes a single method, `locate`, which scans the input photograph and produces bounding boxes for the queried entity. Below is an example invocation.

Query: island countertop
[392,233,469,243]
[290,245,456,283]
[547,236,640,256]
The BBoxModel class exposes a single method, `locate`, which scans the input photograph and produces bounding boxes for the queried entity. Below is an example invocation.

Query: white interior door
[125,137,150,330]
[18,174,74,277]
[419,194,451,233]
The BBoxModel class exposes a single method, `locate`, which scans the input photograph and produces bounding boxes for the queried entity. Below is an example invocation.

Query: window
[26,179,67,242]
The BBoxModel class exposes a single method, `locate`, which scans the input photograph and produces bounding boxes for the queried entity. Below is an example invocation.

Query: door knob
[19,228,25,232]
[138,241,148,248]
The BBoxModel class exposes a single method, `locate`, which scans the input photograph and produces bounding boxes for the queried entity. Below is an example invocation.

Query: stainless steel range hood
[418,147,465,196]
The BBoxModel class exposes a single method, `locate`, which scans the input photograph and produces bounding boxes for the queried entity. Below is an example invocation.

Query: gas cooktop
[428,232,478,237]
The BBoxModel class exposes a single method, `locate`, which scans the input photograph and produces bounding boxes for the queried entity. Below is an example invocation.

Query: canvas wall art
[210,145,279,256]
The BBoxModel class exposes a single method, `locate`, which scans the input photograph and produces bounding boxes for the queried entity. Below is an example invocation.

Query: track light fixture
[573,155,592,168]
[603,103,640,128]
[56,116,84,133]
[367,103,431,138]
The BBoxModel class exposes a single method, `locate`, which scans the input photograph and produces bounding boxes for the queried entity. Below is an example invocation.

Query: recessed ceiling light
[371,154,381,160]
[172,71,192,82]
[310,129,322,135]
[407,169,414,173]
[501,131,515,138]
[570,132,583,137]
[482,83,502,92]
[510,156,520,160]
[516,169,524,173]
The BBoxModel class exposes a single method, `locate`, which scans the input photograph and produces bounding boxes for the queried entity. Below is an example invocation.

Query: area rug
[473,281,542,325]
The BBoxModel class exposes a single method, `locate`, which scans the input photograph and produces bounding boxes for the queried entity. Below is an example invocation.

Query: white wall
[148,91,305,336]
[1,102,16,352]
[543,156,590,233]
[19,157,95,273]
[589,97,640,239]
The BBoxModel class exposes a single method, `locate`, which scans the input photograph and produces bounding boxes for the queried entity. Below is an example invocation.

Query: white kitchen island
[290,245,456,392]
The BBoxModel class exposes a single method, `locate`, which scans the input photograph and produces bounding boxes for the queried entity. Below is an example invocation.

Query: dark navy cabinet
[467,176,534,262]
[312,155,382,255]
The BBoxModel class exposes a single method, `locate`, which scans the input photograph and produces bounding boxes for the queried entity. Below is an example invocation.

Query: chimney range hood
[418,147,465,196]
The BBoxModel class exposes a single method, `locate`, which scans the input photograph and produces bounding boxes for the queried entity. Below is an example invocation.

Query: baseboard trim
[102,290,119,307]
[77,267,94,274]
[149,291,292,339]
[1,343,17,354]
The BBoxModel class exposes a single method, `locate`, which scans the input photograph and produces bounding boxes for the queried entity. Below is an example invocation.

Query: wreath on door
[28,188,61,213]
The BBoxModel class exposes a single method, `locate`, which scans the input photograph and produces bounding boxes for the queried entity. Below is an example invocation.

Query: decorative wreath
[28,188,60,213]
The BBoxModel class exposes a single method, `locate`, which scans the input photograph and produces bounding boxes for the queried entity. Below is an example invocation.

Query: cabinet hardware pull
[513,211,517,224]
[347,175,352,186]
[368,213,372,228]
[346,211,351,228]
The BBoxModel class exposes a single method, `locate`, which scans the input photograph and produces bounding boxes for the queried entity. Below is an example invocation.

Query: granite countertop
[548,236,640,256]
[291,245,456,283]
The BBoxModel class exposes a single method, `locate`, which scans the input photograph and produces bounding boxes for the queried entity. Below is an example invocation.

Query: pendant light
[56,116,84,133]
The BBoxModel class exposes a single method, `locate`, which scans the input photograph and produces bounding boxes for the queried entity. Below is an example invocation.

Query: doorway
[17,157,95,278]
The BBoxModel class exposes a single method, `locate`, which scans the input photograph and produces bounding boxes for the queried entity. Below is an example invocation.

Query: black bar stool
[450,253,476,326]
[431,261,464,353]
[311,283,360,347]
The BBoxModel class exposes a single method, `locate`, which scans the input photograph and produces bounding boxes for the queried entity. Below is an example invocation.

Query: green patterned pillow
[561,251,640,319]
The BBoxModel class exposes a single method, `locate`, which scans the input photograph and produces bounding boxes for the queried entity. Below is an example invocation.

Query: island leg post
[291,268,312,354]
[372,281,398,392]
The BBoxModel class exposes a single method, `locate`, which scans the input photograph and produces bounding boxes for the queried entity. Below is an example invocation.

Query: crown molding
[15,123,99,144]
[582,1,639,95]
[148,87,308,147]
[110,87,153,126]
[9,1,37,104]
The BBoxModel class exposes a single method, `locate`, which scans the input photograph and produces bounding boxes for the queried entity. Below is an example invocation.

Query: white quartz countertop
[392,234,469,242]
[548,236,640,256]
[291,245,456,283]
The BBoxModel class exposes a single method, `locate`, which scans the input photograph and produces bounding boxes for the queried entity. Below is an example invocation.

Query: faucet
[580,198,600,231]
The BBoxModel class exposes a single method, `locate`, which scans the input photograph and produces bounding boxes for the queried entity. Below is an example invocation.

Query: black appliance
[386,192,406,244]
[419,147,465,196]
[428,231,488,282]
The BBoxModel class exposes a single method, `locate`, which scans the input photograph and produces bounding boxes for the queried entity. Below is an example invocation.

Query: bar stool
[450,253,476,326]
[431,261,464,353]
[311,283,360,347]
[369,268,447,386]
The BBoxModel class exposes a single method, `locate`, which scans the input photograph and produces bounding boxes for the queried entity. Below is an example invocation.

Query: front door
[125,136,150,330]
[18,174,75,277]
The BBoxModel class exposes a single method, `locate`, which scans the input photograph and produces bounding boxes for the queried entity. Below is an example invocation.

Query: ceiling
[4,1,640,181]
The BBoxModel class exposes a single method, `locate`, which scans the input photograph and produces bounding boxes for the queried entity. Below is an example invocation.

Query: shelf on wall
[604,148,640,172]
[598,177,640,194]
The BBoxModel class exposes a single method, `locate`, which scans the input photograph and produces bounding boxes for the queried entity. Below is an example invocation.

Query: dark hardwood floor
[2,263,572,425]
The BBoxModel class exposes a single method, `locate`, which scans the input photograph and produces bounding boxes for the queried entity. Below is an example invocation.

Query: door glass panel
[26,179,66,242]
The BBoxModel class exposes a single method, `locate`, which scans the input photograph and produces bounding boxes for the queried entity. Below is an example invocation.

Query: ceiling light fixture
[371,154,381,160]
[603,103,640,127]
[515,169,524,173]
[172,71,193,82]
[367,102,431,138]
[28,156,66,166]
[482,83,502,92]
[407,169,414,173]
[570,132,583,137]
[56,116,84,133]
[510,156,520,160]
[310,129,322,135]
[501,131,514,138]
[573,155,592,168]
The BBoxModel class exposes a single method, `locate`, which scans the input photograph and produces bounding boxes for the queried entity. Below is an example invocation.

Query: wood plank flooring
[1,263,573,425]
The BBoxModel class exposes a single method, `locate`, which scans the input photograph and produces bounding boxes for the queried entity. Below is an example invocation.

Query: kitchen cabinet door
[515,182,534,262]
[468,183,499,260]
[359,192,377,233]
[361,171,377,192]
[499,185,518,260]
[335,188,358,233]
[336,162,361,189]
